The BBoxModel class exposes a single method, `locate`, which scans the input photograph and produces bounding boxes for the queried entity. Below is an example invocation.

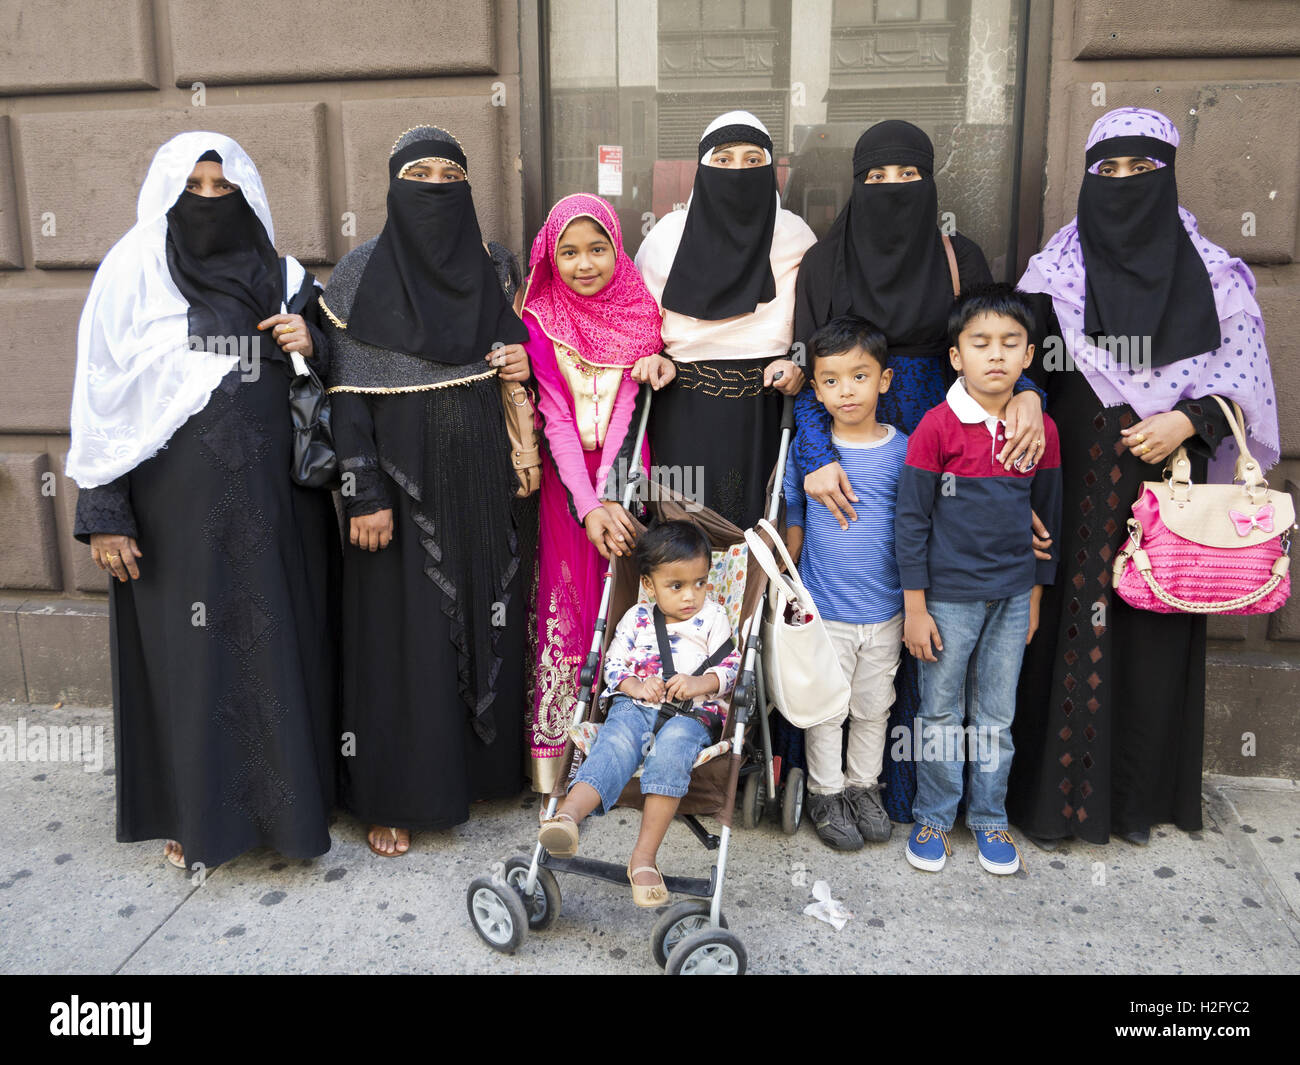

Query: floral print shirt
[603,598,741,728]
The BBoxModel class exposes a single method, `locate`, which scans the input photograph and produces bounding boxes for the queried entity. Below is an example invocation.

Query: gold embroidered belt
[672,360,769,399]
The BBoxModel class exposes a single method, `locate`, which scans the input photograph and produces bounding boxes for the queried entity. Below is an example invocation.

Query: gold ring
[106,552,119,560]
[1134,433,1146,444]
[1140,444,1151,455]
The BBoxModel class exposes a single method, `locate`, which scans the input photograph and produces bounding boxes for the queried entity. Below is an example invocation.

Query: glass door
[539,0,1032,278]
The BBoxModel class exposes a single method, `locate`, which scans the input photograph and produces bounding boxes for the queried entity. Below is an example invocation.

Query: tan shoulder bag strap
[940,233,960,298]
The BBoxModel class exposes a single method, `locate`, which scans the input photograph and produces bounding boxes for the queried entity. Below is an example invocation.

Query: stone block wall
[0,0,524,706]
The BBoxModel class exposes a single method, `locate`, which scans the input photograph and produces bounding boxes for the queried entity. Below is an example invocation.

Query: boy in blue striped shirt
[784,315,907,851]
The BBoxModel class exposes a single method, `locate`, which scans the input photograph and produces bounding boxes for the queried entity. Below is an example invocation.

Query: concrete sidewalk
[1,702,1297,975]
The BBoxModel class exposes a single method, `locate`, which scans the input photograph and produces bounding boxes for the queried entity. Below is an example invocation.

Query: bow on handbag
[1229,504,1275,536]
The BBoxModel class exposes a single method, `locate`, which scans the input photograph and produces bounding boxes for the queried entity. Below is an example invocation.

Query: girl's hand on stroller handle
[632,353,676,390]
[585,503,636,559]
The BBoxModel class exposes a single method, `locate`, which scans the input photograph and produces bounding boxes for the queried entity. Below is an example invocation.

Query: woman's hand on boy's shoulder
[804,461,858,530]
[999,390,1046,472]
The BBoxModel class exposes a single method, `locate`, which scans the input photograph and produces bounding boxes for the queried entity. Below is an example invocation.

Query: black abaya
[335,404,526,828]
[323,236,528,830]
[1006,298,1229,842]
[78,346,340,868]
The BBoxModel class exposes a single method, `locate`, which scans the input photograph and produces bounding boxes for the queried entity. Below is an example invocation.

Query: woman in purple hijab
[1006,108,1279,847]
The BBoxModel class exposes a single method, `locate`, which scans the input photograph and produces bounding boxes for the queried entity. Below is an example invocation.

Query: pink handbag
[1113,396,1294,615]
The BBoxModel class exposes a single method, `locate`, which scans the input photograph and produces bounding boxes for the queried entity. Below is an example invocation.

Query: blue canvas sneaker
[974,829,1022,874]
[905,823,951,871]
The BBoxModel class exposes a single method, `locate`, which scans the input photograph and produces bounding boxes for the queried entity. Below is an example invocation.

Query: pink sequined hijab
[523,193,663,368]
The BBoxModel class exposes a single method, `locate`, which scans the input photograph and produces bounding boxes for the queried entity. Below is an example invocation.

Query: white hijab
[66,132,303,488]
[634,111,815,362]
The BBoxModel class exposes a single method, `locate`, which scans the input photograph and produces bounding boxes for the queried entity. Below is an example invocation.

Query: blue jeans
[911,592,1030,832]
[572,695,711,815]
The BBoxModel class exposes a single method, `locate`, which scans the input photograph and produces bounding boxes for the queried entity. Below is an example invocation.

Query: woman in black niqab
[71,134,340,872]
[321,125,531,857]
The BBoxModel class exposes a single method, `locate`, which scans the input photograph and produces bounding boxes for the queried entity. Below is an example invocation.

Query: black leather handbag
[281,260,338,489]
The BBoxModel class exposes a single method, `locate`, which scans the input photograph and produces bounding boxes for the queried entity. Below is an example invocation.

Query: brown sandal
[538,813,579,858]
[367,825,411,858]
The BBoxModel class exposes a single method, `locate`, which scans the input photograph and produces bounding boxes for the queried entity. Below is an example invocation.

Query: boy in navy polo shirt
[785,315,908,851]
[895,284,1061,875]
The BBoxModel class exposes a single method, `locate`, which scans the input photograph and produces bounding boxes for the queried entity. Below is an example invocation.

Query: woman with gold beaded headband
[321,125,532,857]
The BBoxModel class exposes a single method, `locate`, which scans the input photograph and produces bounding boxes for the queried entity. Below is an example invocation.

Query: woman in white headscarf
[68,132,340,872]
[634,110,815,530]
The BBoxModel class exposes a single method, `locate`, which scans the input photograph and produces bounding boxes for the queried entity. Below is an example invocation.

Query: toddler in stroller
[539,520,741,906]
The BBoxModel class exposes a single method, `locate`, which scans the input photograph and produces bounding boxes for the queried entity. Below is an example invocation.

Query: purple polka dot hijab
[1020,107,1279,476]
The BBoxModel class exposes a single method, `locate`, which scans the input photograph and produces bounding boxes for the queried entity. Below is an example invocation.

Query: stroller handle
[779,393,795,433]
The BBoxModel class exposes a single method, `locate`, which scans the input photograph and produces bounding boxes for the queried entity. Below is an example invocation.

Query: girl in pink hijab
[522,194,664,794]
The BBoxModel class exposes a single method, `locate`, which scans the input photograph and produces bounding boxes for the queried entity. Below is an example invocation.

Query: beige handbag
[500,378,541,497]
[744,518,850,728]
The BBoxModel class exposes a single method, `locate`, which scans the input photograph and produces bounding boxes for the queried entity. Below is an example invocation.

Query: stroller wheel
[466,875,528,954]
[664,927,747,976]
[781,767,805,835]
[650,901,729,969]
[504,856,562,931]
[740,771,766,829]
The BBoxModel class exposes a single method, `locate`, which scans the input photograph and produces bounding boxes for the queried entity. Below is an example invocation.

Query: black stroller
[466,388,803,974]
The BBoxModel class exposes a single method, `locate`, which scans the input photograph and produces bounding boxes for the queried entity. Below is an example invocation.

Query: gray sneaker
[807,791,864,851]
[845,784,893,843]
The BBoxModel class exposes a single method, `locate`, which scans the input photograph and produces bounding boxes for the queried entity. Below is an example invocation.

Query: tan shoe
[538,813,579,858]
[627,864,669,908]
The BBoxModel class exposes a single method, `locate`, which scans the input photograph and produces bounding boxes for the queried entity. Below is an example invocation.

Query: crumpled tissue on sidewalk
[803,879,852,930]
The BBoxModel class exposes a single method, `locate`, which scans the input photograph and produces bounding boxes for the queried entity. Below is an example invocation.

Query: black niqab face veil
[165,175,281,344]
[824,120,951,349]
[1077,135,1220,367]
[660,119,778,320]
[346,136,528,363]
